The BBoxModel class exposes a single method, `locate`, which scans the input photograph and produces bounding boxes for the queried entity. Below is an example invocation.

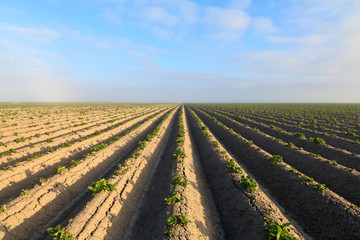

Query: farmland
[0,103,360,239]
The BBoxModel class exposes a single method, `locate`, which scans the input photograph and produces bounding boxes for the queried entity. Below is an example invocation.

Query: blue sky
[0,0,359,102]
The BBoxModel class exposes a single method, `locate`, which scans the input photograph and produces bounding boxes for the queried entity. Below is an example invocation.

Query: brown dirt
[187,107,307,240]
[202,108,360,207]
[243,112,359,141]
[1,104,359,240]
[213,109,360,171]
[0,108,167,205]
[169,108,222,239]
[191,106,360,240]
[216,109,360,155]
[0,107,160,167]
[64,107,178,240]
[0,108,174,240]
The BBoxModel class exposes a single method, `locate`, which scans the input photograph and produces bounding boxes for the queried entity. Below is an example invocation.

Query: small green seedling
[115,168,128,176]
[173,176,188,187]
[167,214,191,227]
[55,166,66,174]
[164,195,184,206]
[247,140,254,146]
[91,143,108,152]
[20,189,28,196]
[3,165,12,171]
[226,159,242,173]
[301,175,314,182]
[164,230,174,237]
[240,175,258,192]
[70,160,80,168]
[88,178,117,195]
[178,129,185,137]
[201,126,208,131]
[46,225,73,240]
[270,155,283,165]
[39,178,48,184]
[132,151,141,159]
[310,137,326,145]
[172,148,186,160]
[172,189,181,195]
[287,142,295,148]
[61,142,72,147]
[264,218,296,240]
[137,141,147,150]
[176,137,184,145]
[310,183,328,191]
[292,132,305,138]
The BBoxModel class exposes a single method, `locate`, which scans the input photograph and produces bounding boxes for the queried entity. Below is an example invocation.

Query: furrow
[190,106,360,240]
[0,108,174,240]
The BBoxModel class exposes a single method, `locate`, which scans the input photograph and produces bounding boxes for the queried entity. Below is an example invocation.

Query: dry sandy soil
[0,103,360,240]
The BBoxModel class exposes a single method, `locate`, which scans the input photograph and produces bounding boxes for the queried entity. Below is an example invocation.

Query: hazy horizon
[1,0,359,103]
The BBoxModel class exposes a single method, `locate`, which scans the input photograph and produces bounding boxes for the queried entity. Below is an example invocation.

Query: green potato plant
[240,175,258,192]
[88,178,117,195]
[47,225,73,240]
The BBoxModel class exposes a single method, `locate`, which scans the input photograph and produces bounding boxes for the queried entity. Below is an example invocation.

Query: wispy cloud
[268,34,327,45]
[0,23,61,44]
[143,24,174,40]
[175,0,199,25]
[138,0,199,40]
[2,0,360,102]
[101,8,122,25]
[204,7,250,41]
[87,0,199,40]
[252,17,278,34]
[143,7,179,27]
[63,29,131,50]
[229,0,253,9]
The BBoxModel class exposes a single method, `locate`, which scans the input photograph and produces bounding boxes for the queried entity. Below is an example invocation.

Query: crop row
[237,110,360,143]
[202,104,360,132]
[196,107,360,207]
[203,107,360,166]
[0,107,169,206]
[189,105,360,239]
[0,107,163,169]
[0,106,160,154]
[0,106,176,239]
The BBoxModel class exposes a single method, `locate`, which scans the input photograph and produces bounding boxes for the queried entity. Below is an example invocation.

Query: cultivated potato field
[0,103,360,240]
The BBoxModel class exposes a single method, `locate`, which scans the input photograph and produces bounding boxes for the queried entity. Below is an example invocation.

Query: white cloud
[204,7,250,41]
[205,8,249,31]
[225,5,360,102]
[229,0,252,9]
[0,38,23,52]
[139,0,200,25]
[64,29,131,50]
[143,24,174,40]
[82,0,199,40]
[0,23,61,44]
[143,7,179,27]
[101,8,122,25]
[268,34,328,45]
[132,1,199,40]
[175,0,199,25]
[252,17,278,34]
